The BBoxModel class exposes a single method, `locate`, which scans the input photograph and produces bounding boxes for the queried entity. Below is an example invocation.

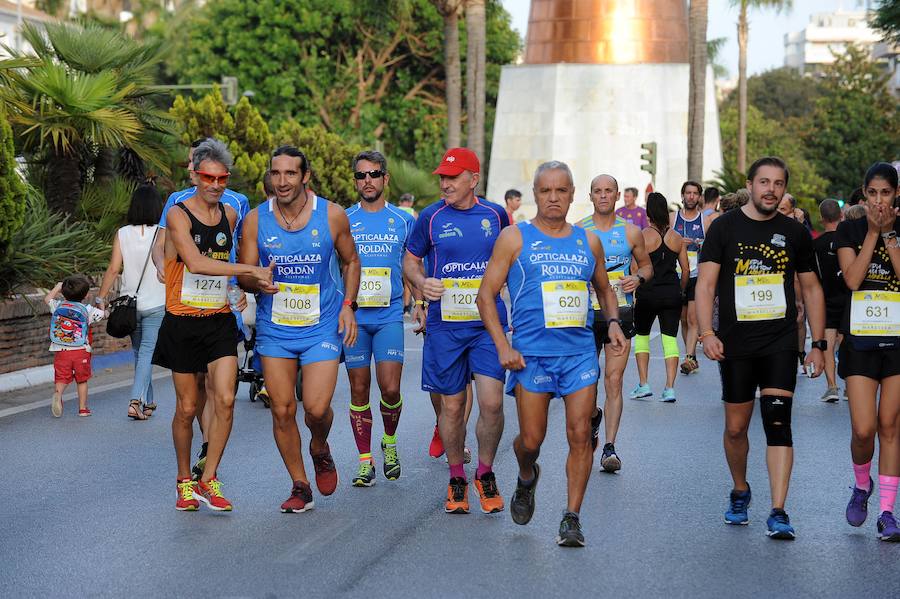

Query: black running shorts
[718,350,798,404]
[152,312,238,374]
[838,344,900,381]
[593,308,636,350]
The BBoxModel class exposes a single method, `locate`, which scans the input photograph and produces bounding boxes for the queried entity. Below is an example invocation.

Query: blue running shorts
[256,331,342,365]
[422,327,504,395]
[344,322,405,369]
[505,353,599,398]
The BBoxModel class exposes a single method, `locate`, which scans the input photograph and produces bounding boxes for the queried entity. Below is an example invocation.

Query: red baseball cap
[432,147,480,176]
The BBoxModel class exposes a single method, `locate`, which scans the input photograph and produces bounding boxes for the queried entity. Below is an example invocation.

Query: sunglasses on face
[354,170,385,180]
[196,171,231,186]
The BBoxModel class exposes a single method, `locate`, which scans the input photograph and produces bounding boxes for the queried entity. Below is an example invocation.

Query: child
[44,276,106,417]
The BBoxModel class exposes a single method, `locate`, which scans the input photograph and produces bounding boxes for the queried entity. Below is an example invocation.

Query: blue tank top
[578,214,633,306]
[508,222,596,356]
[346,202,414,325]
[674,210,705,277]
[255,197,343,340]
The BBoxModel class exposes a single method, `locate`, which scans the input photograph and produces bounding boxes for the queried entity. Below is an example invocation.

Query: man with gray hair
[153,137,278,512]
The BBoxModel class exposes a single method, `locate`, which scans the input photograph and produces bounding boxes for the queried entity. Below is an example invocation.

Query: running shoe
[190,455,206,482]
[725,486,751,525]
[556,512,585,547]
[820,387,840,403]
[600,443,621,473]
[381,441,401,481]
[194,478,233,512]
[281,480,315,513]
[660,387,676,403]
[474,472,504,514]
[175,478,199,511]
[352,460,376,487]
[311,443,339,496]
[428,425,444,458]
[445,477,469,514]
[78,408,91,417]
[877,511,900,542]
[680,355,699,375]
[510,464,540,525]
[846,478,873,527]
[766,509,796,540]
[629,383,652,400]
[51,391,63,418]
[590,408,603,451]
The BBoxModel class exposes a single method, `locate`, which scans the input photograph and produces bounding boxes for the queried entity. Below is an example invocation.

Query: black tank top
[636,226,680,300]
[175,202,233,263]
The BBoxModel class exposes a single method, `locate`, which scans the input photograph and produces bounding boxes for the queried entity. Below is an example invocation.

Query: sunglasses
[196,171,231,186]
[354,170,385,180]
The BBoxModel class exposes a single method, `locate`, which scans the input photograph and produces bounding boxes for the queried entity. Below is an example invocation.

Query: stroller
[236,296,302,407]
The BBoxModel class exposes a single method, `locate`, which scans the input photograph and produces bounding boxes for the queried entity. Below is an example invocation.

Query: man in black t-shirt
[813,199,848,402]
[696,156,826,540]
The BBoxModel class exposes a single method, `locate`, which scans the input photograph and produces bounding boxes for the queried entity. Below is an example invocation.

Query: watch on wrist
[343,299,359,312]
[881,230,897,240]
[810,339,827,351]
[636,274,646,285]
[607,317,622,326]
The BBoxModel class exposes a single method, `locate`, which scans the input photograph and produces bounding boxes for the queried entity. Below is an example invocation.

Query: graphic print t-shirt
[812,230,848,308]
[700,208,814,358]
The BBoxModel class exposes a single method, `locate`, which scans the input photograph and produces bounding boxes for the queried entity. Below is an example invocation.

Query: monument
[487,0,723,219]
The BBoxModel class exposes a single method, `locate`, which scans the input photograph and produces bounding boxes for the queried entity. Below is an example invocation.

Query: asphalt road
[1,327,897,598]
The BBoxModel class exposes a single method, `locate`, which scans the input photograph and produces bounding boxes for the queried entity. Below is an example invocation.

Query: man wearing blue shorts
[478,161,625,547]
[239,145,360,513]
[344,150,414,486]
[403,147,510,515]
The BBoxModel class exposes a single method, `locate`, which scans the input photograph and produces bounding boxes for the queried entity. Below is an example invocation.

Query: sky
[499,0,873,77]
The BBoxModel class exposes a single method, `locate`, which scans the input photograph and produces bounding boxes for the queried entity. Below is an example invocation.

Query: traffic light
[640,141,657,184]
[221,76,239,105]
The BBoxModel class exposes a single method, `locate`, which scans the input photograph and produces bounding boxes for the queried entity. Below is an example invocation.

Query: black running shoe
[590,408,603,451]
[556,511,585,547]
[510,464,540,525]
[600,442,621,473]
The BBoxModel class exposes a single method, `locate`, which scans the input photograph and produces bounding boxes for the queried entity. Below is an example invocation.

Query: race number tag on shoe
[607,271,631,308]
[541,281,588,328]
[272,282,320,326]
[441,279,481,322]
[734,274,786,321]
[358,267,391,308]
[181,270,227,309]
[850,291,900,336]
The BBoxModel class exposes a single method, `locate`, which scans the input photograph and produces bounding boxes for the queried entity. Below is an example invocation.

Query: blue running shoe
[846,478,873,527]
[660,387,676,403]
[725,487,751,525]
[766,509,796,540]
[877,511,900,542]
[629,383,652,400]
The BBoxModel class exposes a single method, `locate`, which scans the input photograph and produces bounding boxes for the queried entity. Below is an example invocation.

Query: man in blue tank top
[671,180,705,376]
[403,147,510,515]
[578,174,653,475]
[343,151,414,487]
[478,161,626,547]
[239,145,361,513]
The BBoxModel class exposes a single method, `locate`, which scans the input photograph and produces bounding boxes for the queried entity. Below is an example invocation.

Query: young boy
[45,276,106,417]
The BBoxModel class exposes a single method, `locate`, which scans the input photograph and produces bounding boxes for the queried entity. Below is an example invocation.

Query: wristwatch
[881,230,897,240]
[810,339,827,351]
[342,299,359,312]
[607,318,622,326]
[636,274,646,285]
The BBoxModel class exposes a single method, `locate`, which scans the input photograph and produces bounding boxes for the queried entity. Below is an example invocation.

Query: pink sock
[879,475,899,514]
[449,462,466,481]
[476,460,492,479]
[853,461,872,491]
[349,404,372,456]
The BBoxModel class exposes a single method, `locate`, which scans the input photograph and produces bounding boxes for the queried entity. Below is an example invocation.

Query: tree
[706,37,729,79]
[0,107,26,256]
[466,0,487,190]
[688,0,709,181]
[722,67,821,122]
[872,0,900,43]
[730,0,793,174]
[432,0,464,148]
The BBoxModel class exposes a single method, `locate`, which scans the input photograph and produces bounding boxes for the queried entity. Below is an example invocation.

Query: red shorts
[53,349,92,384]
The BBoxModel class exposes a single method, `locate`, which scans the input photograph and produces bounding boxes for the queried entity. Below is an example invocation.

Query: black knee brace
[759,395,793,447]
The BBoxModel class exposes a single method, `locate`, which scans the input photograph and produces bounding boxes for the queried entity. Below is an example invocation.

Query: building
[872,40,900,97]
[784,10,882,75]
[0,1,54,57]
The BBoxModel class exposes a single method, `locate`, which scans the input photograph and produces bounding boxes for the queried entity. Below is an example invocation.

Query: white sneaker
[820,387,840,403]
[51,391,62,418]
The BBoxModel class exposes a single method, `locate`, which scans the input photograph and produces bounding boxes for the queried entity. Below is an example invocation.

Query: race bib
[589,284,601,311]
[676,251,699,275]
[850,291,900,336]
[181,269,227,309]
[272,282,320,327]
[358,267,391,308]
[607,271,631,308]
[541,281,588,328]
[441,278,481,322]
[734,274,786,321]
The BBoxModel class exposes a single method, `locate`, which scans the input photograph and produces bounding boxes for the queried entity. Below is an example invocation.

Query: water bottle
[227,283,242,311]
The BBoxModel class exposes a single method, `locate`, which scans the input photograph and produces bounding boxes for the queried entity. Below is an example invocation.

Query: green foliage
[873,0,900,44]
[385,158,441,207]
[707,37,729,79]
[274,120,364,208]
[77,177,136,242]
[707,163,747,194]
[169,89,272,201]
[0,107,26,255]
[722,67,821,122]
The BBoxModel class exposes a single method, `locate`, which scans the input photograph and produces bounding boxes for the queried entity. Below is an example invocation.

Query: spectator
[504,188,521,224]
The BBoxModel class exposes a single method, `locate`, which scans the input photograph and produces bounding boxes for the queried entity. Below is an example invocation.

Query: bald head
[589,173,620,216]
[590,174,619,193]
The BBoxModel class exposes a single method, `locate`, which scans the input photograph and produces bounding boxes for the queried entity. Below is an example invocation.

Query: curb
[0,350,133,393]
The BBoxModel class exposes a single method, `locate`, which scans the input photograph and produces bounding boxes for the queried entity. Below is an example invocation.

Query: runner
[631,192,690,402]
[671,180,705,376]
[696,156,826,540]
[403,147,510,515]
[615,186,648,229]
[478,161,625,546]
[343,151,414,486]
[577,174,652,473]
[152,139,277,511]
[238,145,360,513]
[835,162,900,541]
[812,199,848,402]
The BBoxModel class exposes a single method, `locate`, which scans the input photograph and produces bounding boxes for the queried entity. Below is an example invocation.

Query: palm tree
[432,0,464,148]
[731,0,793,174]
[466,0,486,191]
[0,21,173,215]
[688,0,709,181]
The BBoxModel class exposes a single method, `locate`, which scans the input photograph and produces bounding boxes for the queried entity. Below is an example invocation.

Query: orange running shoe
[474,472,504,514]
[175,478,199,511]
[429,425,444,458]
[194,478,233,511]
[445,477,469,514]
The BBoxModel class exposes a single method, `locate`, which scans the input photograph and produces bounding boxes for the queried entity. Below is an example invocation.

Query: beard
[753,196,779,215]
[360,189,383,203]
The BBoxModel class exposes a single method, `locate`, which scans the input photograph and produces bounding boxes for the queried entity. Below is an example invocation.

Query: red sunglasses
[196,171,231,186]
